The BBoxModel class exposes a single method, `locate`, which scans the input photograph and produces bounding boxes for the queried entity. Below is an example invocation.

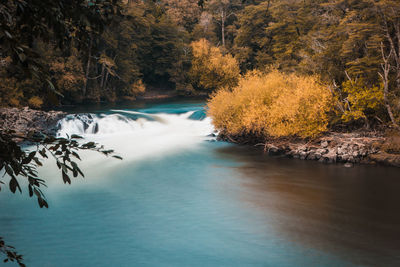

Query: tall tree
[205,0,242,47]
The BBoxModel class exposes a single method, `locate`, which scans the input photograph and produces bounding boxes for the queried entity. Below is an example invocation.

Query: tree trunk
[100,63,106,89]
[383,72,399,129]
[380,43,400,129]
[104,71,110,91]
[221,10,225,47]
[83,35,93,97]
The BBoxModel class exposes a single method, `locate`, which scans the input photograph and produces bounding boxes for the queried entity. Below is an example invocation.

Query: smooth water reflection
[215,145,400,266]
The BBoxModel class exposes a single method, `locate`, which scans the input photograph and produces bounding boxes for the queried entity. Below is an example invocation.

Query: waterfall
[56,109,216,165]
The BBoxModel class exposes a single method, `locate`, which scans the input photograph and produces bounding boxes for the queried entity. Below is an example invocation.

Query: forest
[1,0,400,138]
[2,1,400,266]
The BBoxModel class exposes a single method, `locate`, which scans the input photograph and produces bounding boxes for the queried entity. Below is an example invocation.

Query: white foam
[56,111,215,168]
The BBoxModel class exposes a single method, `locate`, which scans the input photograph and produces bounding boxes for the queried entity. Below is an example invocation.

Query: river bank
[217,131,400,168]
[0,107,65,136]
[2,106,400,168]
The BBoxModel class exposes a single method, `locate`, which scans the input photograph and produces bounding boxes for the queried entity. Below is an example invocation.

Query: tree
[0,0,120,99]
[1,1,122,265]
[189,38,240,92]
[161,0,202,32]
[234,1,273,70]
[377,0,400,129]
[204,0,242,48]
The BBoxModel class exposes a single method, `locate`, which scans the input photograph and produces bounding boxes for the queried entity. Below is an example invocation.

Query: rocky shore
[218,132,400,168]
[0,107,66,136]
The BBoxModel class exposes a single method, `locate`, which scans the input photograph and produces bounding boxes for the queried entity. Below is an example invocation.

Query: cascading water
[56,109,216,166]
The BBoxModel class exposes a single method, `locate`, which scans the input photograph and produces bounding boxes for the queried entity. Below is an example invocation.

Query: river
[1,100,399,266]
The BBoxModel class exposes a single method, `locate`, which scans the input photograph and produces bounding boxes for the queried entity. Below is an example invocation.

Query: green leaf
[37,197,48,208]
[71,151,81,160]
[5,165,13,177]
[33,157,43,166]
[62,171,71,184]
[28,185,33,197]
[9,178,20,194]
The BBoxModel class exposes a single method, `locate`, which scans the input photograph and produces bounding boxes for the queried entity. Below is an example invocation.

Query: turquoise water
[1,101,400,266]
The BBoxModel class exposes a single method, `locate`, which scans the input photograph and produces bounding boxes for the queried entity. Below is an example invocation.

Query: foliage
[207,69,334,138]
[130,80,146,96]
[0,132,122,208]
[204,0,242,48]
[0,237,24,267]
[27,97,43,109]
[341,78,384,124]
[162,0,202,32]
[0,1,125,265]
[189,38,240,92]
[234,2,272,70]
[0,0,120,100]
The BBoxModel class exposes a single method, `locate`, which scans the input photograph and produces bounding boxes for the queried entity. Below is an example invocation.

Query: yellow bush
[207,69,334,138]
[341,79,384,123]
[130,80,146,96]
[189,38,240,92]
[0,76,24,107]
[28,96,44,108]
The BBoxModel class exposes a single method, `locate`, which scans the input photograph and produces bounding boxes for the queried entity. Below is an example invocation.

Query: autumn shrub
[50,54,85,94]
[189,38,240,92]
[130,80,146,96]
[207,69,334,138]
[28,96,44,109]
[0,77,24,107]
[341,78,385,124]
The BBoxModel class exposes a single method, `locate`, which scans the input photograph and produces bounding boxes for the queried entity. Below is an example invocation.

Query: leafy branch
[0,131,122,208]
[0,130,122,265]
[0,238,25,267]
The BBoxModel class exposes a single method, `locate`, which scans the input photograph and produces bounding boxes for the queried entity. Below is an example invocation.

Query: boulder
[320,149,337,163]
[0,107,66,136]
[266,144,282,156]
[321,140,329,148]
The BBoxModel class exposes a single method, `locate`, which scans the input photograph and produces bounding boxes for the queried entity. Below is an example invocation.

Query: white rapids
[56,110,216,166]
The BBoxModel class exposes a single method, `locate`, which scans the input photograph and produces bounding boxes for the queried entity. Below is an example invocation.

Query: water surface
[1,101,399,267]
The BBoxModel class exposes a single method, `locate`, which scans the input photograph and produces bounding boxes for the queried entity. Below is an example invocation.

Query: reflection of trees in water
[215,145,400,266]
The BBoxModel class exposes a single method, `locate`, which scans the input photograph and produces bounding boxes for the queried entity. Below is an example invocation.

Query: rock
[340,154,349,162]
[321,140,329,148]
[337,146,345,155]
[299,151,308,160]
[307,152,317,160]
[359,148,368,157]
[0,107,66,137]
[266,144,282,156]
[316,148,328,155]
[320,149,337,163]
